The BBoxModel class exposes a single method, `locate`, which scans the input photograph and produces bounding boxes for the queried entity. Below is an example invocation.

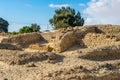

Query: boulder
[53,31,76,52]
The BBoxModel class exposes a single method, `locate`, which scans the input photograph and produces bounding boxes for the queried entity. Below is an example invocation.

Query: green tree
[19,23,40,33]
[31,23,40,32]
[74,12,84,26]
[19,26,33,33]
[49,7,84,29]
[12,31,19,35]
[44,30,50,32]
[0,17,9,33]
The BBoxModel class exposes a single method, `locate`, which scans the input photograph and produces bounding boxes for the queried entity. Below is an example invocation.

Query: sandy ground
[0,47,120,80]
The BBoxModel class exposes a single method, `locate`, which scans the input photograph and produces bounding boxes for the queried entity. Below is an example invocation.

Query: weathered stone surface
[96,25,120,38]
[54,31,76,52]
[0,25,120,80]
[0,43,22,50]
[82,33,117,48]
[1,32,42,45]
[79,41,120,60]
[52,26,97,52]
[43,63,120,80]
[0,50,63,65]
[1,25,120,53]
[40,31,58,42]
[29,44,53,52]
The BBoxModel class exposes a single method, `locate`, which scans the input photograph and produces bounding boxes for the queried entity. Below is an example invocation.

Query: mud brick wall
[1,32,42,45]
[79,41,120,60]
[82,33,117,48]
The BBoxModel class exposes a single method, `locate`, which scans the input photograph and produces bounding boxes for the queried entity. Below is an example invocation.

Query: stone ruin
[0,24,120,53]
[0,24,120,80]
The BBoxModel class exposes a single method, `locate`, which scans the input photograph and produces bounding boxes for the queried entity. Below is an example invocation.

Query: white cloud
[49,4,70,8]
[79,3,86,7]
[91,0,96,2]
[25,4,32,7]
[85,18,101,25]
[84,0,120,25]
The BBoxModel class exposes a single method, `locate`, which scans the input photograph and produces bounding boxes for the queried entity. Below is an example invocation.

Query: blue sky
[0,0,120,32]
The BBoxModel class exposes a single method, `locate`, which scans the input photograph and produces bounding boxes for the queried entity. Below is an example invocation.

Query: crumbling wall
[96,25,120,40]
[82,33,117,48]
[54,25,120,52]
[52,27,96,52]
[0,50,62,65]
[29,44,53,52]
[1,25,120,53]
[79,41,120,60]
[75,26,96,47]
[40,31,58,42]
[1,32,42,45]
[0,43,22,50]
[96,25,120,34]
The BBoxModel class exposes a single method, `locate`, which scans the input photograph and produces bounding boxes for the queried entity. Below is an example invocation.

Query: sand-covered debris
[0,50,63,65]
[0,43,22,50]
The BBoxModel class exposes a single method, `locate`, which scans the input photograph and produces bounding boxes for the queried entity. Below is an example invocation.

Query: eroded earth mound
[0,24,120,80]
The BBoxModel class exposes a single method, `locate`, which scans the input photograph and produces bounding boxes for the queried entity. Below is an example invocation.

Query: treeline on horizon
[0,7,84,35]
